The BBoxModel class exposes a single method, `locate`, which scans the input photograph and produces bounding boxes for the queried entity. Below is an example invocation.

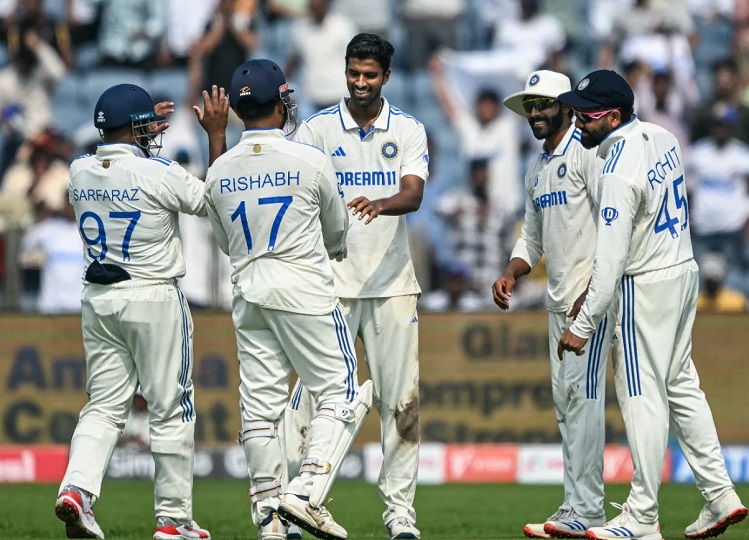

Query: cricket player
[55,84,228,539]
[558,70,747,540]
[204,58,373,540]
[494,70,615,539]
[284,32,429,540]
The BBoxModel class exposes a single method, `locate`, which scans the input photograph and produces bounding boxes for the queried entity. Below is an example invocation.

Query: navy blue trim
[600,115,637,144]
[291,381,304,410]
[332,306,356,401]
[389,105,421,125]
[176,287,194,422]
[149,156,172,166]
[305,104,340,123]
[621,276,642,397]
[73,153,92,162]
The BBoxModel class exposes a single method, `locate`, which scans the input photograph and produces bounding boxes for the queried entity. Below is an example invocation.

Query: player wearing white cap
[55,84,228,540]
[204,58,373,540]
[558,70,747,540]
[494,70,615,539]
[283,33,429,540]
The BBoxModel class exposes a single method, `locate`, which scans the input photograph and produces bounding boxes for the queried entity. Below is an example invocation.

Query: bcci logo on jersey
[381,141,398,160]
[602,206,619,226]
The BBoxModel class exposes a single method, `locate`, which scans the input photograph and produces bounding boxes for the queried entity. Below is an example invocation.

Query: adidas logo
[411,315,418,323]
[332,146,346,157]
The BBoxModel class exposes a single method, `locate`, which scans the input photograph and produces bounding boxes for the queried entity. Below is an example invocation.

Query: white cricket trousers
[549,305,615,520]
[60,281,197,522]
[286,295,420,526]
[234,299,358,525]
[613,259,734,523]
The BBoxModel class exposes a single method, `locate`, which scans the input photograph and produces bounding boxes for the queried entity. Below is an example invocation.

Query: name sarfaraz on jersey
[336,170,398,187]
[72,188,140,202]
[219,171,301,193]
[532,190,568,212]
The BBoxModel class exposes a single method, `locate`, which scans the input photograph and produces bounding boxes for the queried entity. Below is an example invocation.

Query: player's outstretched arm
[492,257,532,310]
[348,175,425,224]
[194,85,229,165]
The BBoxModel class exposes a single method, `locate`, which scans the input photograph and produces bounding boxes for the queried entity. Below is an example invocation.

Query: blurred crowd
[0,0,747,314]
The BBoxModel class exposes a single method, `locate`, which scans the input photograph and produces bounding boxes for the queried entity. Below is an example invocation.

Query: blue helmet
[94,84,165,155]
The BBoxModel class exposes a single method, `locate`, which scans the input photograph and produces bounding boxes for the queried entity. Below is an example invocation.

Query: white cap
[503,70,572,116]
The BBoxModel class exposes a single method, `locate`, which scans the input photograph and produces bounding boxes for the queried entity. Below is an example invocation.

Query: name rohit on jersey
[72,188,140,202]
[219,171,301,193]
[647,146,681,190]
[533,190,568,212]
[336,170,397,186]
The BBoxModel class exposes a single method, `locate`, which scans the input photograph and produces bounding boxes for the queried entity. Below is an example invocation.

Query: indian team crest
[529,73,540,86]
[577,78,590,91]
[381,141,398,160]
[557,163,567,178]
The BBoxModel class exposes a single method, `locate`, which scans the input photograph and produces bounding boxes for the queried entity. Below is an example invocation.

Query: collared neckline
[239,128,286,142]
[96,142,148,159]
[597,115,639,158]
[541,124,579,160]
[338,96,391,140]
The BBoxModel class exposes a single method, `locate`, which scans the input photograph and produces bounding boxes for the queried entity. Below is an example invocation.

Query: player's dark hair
[619,105,634,123]
[712,58,738,75]
[345,33,394,73]
[234,98,279,122]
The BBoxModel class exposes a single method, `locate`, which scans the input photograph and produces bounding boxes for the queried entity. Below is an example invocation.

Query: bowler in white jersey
[558,70,747,540]
[204,59,372,540]
[494,70,615,539]
[284,33,429,540]
[55,84,228,540]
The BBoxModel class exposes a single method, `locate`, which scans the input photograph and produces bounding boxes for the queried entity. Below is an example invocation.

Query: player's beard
[528,106,565,140]
[579,124,608,149]
[348,84,381,110]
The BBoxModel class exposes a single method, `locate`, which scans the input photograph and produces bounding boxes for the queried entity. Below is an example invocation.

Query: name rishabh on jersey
[511,125,602,312]
[68,143,207,281]
[204,129,349,316]
[295,97,429,299]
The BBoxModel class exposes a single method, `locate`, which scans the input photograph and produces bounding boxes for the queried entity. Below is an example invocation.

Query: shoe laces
[157,516,182,528]
[548,508,573,521]
[605,503,635,527]
[394,517,414,528]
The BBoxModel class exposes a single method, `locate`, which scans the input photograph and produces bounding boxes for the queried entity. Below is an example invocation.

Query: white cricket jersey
[295,97,430,298]
[204,129,348,316]
[68,143,207,281]
[571,117,694,339]
[510,125,602,312]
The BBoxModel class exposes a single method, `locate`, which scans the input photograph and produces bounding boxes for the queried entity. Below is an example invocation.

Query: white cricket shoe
[387,516,421,539]
[258,512,287,540]
[287,523,304,539]
[153,517,211,539]
[525,508,571,539]
[586,503,661,540]
[685,489,748,538]
[545,510,605,538]
[278,493,347,540]
[55,485,105,539]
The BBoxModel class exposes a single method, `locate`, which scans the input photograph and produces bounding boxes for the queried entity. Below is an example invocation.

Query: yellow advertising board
[0,312,747,445]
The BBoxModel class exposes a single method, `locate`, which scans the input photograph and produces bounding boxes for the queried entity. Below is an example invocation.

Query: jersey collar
[96,142,148,159]
[597,115,639,159]
[239,128,286,143]
[541,124,579,160]
[338,96,391,140]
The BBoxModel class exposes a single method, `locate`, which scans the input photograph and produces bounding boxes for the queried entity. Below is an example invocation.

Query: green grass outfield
[1,480,748,539]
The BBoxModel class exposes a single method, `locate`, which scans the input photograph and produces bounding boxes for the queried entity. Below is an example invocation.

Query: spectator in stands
[640,68,690,152]
[691,58,749,144]
[419,260,487,312]
[18,194,82,313]
[0,28,66,181]
[3,0,74,68]
[697,252,747,313]
[97,0,167,70]
[437,158,509,296]
[284,0,355,111]
[687,103,749,276]
[158,0,218,68]
[188,0,257,106]
[398,0,464,72]
[334,0,390,39]
[65,0,100,50]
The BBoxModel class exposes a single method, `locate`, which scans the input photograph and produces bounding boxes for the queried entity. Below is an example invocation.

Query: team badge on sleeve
[601,207,619,226]
[381,141,398,160]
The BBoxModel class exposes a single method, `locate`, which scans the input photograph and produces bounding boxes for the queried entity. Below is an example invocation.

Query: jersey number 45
[654,175,689,239]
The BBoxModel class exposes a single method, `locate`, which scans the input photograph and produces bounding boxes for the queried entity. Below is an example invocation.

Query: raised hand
[194,85,229,135]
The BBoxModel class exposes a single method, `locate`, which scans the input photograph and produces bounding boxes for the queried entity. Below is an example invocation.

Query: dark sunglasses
[573,108,620,125]
[522,97,558,114]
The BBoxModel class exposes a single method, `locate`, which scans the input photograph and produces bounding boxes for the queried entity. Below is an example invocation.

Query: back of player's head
[94,84,165,154]
[345,33,394,73]
[229,59,297,132]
